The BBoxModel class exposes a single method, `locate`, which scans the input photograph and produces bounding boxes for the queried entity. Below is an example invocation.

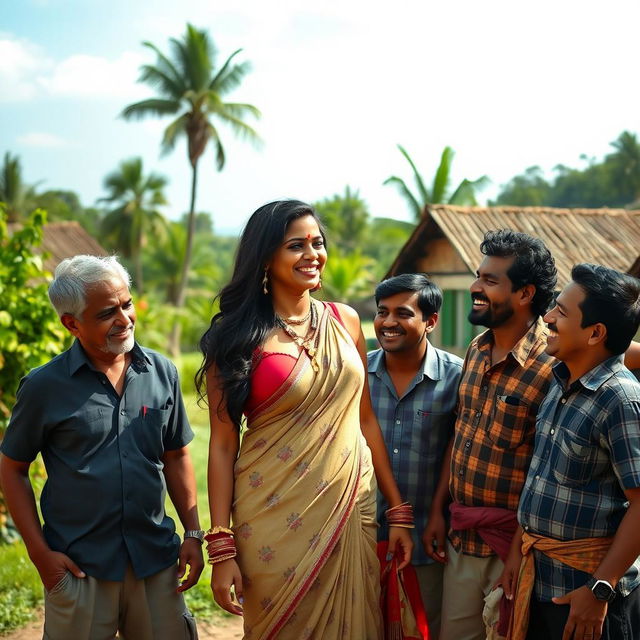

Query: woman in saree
[196,200,413,639]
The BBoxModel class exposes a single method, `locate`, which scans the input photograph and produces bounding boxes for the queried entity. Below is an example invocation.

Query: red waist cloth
[449,503,517,561]
[449,503,518,637]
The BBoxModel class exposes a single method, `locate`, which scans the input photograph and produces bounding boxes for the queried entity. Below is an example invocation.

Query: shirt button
[561,399,567,404]
[550,429,555,435]
[393,448,399,454]
[120,409,126,415]
[395,420,401,425]
[101,379,106,384]
[535,474,539,479]
[482,386,488,393]
[459,470,463,475]
[524,525,529,531]
[465,441,471,448]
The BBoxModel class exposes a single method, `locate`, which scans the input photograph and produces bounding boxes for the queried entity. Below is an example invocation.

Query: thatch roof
[388,205,640,286]
[8,221,108,275]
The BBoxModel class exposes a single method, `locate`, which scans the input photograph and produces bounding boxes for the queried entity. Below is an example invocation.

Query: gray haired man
[0,255,203,639]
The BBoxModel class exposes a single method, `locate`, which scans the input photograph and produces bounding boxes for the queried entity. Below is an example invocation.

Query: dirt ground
[2,609,244,639]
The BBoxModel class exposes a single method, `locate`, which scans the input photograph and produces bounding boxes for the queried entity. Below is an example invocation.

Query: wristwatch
[586,576,616,602]
[183,529,205,543]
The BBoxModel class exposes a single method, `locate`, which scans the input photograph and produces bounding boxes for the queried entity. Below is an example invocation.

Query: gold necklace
[280,305,312,326]
[276,302,320,372]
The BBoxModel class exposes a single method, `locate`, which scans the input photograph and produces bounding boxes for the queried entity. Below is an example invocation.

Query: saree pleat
[233,302,383,639]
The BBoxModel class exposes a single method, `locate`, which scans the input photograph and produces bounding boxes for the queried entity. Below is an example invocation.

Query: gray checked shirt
[518,355,640,600]
[368,343,462,565]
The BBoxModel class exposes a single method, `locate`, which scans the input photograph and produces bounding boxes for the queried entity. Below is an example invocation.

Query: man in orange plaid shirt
[425,229,558,640]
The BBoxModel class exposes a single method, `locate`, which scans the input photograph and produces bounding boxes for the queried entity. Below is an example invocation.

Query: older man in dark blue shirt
[0,255,203,639]
[509,264,640,640]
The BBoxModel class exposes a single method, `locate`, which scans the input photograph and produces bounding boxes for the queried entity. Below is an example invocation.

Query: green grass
[167,393,232,621]
[0,392,228,634]
[0,542,42,633]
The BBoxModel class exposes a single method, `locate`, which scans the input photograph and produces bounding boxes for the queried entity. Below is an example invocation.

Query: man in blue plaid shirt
[369,273,463,640]
[512,264,640,640]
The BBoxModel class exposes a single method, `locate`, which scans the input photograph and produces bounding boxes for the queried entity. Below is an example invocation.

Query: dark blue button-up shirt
[518,355,640,600]
[1,340,193,581]
[368,343,462,565]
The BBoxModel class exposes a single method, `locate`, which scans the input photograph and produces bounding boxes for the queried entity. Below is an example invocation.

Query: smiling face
[62,277,136,359]
[267,215,327,294]
[374,291,435,354]
[468,255,521,328]
[543,281,594,363]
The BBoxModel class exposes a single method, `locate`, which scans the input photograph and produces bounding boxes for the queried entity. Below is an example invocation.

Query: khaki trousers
[415,562,444,640]
[43,563,198,640]
[440,541,503,640]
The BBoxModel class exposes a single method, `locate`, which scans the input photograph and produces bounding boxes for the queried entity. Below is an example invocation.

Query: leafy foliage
[0,542,42,632]
[319,250,375,303]
[100,157,169,295]
[494,131,640,208]
[0,152,38,223]
[0,206,69,542]
[384,145,489,220]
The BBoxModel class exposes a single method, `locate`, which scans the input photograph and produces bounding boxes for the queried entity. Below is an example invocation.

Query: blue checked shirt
[518,355,640,601]
[368,343,463,565]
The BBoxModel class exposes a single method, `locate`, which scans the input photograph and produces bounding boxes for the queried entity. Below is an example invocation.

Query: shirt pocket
[133,407,172,459]
[409,410,451,460]
[485,395,530,450]
[552,431,595,487]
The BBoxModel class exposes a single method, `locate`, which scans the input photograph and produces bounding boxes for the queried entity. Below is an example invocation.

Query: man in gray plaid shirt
[511,263,640,640]
[369,273,463,640]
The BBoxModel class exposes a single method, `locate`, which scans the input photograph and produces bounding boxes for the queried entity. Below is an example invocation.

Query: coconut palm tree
[121,23,260,354]
[384,145,489,220]
[100,157,168,296]
[0,152,38,222]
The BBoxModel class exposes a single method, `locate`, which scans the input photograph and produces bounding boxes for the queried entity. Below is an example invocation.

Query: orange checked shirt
[449,317,554,557]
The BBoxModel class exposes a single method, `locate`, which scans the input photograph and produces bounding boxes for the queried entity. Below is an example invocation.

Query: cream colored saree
[233,302,382,639]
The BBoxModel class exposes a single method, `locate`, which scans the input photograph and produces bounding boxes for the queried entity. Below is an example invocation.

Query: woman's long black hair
[195,200,326,428]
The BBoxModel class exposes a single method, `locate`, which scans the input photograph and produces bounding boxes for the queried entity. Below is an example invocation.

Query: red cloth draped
[377,541,430,640]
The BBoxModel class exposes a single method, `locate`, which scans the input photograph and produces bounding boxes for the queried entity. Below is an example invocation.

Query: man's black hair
[572,263,640,355]
[375,273,442,319]
[481,229,557,317]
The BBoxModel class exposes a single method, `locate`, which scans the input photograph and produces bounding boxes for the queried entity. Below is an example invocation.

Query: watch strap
[184,529,205,543]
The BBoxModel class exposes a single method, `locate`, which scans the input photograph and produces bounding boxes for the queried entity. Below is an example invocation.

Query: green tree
[35,190,103,236]
[384,145,489,220]
[319,250,374,303]
[0,206,69,541]
[608,131,640,206]
[122,23,260,354]
[0,153,37,223]
[492,166,553,206]
[100,157,168,297]
[314,186,370,253]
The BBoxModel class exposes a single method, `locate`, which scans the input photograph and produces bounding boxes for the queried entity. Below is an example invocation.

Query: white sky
[1,0,639,233]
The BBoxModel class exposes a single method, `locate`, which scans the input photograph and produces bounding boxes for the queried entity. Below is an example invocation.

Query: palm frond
[121,98,180,121]
[383,175,423,220]
[397,145,430,205]
[161,114,189,156]
[432,146,454,203]
[210,51,250,94]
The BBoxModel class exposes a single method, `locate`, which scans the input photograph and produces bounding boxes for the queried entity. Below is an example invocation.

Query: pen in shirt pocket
[497,395,521,406]
[142,405,148,418]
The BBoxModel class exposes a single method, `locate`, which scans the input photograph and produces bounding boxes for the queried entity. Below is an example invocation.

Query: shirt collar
[476,316,548,367]
[68,340,151,376]
[367,341,441,382]
[552,354,625,391]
